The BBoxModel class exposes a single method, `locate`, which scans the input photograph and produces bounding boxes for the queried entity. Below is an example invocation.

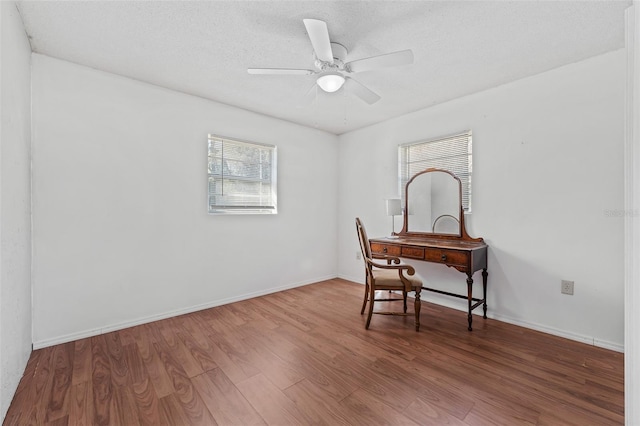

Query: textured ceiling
[17,0,631,135]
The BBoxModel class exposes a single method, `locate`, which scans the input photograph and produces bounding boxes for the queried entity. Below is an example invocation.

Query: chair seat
[372,268,422,289]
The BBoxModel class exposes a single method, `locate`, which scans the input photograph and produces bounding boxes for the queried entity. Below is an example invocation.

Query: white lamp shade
[317,72,345,93]
[386,198,402,216]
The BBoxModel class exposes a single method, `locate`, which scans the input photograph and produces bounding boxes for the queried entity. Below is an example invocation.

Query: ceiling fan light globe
[317,72,345,93]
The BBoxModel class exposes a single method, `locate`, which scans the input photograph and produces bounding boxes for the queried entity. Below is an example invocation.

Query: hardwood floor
[4,278,624,425]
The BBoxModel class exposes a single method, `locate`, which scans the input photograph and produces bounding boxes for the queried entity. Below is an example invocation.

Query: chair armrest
[366,258,416,276]
[372,253,401,265]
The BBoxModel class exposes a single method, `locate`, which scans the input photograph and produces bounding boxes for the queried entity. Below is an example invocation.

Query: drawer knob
[383,247,388,253]
[441,254,447,261]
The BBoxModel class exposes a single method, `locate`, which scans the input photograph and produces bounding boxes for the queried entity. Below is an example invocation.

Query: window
[399,131,472,211]
[207,135,277,214]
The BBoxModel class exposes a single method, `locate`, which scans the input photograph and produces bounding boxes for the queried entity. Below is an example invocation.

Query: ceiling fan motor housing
[315,42,348,72]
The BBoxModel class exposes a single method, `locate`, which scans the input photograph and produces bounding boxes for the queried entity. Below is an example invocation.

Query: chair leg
[360,282,369,315]
[403,290,408,313]
[365,286,375,329]
[414,289,422,332]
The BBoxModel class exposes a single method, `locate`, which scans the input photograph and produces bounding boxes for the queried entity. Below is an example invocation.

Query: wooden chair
[355,217,422,331]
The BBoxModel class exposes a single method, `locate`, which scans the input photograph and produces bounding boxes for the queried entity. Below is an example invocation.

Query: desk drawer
[424,248,469,266]
[370,243,401,257]
[401,246,425,259]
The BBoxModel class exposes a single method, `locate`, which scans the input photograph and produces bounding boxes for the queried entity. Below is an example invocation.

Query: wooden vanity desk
[370,168,488,331]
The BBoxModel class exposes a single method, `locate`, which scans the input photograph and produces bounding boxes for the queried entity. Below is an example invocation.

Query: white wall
[0,1,32,419]
[31,54,338,347]
[625,3,640,423]
[338,49,626,350]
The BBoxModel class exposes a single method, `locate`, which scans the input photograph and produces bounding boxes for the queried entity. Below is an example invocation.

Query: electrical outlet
[356,251,362,260]
[561,280,574,295]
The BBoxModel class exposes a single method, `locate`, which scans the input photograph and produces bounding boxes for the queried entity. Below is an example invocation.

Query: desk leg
[482,268,488,319]
[466,274,473,331]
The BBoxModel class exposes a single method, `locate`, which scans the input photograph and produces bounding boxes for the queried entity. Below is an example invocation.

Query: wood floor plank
[122,343,148,386]
[5,279,625,425]
[254,295,315,332]
[175,329,219,373]
[43,415,68,426]
[242,326,358,402]
[216,304,250,327]
[235,373,308,425]
[137,337,174,398]
[394,338,545,423]
[131,377,169,426]
[157,393,192,426]
[536,402,622,426]
[151,318,205,379]
[191,368,265,426]
[117,325,140,347]
[45,342,74,423]
[250,296,314,333]
[463,400,538,426]
[229,299,280,330]
[205,331,261,382]
[338,387,421,425]
[68,381,93,426]
[90,336,113,426]
[71,338,92,386]
[153,340,216,425]
[171,373,217,426]
[169,338,205,379]
[237,298,287,330]
[174,315,217,348]
[404,396,470,426]
[376,354,480,418]
[103,331,131,388]
[282,378,356,426]
[237,326,305,390]
[155,318,182,350]
[133,323,157,356]
[277,321,343,359]
[425,335,621,423]
[22,346,57,425]
[111,385,141,426]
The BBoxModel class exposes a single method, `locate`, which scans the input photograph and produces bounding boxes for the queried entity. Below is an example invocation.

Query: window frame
[398,131,472,212]
[207,134,278,215]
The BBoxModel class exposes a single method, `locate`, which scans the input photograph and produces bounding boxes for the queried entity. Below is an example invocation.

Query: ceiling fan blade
[303,19,334,63]
[346,49,414,73]
[248,68,314,75]
[345,78,381,105]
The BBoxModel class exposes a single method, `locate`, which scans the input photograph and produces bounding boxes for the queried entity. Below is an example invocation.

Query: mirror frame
[397,168,482,242]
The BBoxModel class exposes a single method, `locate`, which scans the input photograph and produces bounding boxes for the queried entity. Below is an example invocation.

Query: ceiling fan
[248,19,414,105]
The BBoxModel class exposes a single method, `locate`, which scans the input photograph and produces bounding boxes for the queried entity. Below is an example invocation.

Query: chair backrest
[355,217,372,262]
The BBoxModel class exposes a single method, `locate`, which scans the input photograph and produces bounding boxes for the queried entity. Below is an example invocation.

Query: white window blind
[399,131,472,211]
[208,135,277,214]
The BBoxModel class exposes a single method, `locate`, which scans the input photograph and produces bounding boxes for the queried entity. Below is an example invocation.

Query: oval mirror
[403,169,462,236]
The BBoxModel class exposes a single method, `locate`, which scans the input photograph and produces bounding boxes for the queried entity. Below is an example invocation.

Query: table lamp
[385,198,402,238]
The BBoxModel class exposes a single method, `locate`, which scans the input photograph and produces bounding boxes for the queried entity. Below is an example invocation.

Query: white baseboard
[490,313,624,353]
[427,294,624,352]
[34,274,625,353]
[337,275,624,353]
[32,274,337,349]
[424,292,624,352]
[337,273,364,285]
